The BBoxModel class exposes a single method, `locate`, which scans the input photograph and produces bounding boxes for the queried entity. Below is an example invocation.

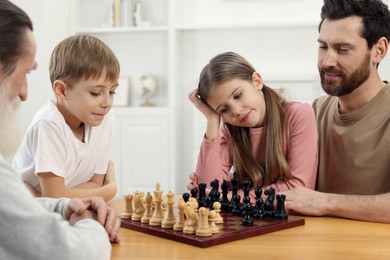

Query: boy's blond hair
[49,34,120,87]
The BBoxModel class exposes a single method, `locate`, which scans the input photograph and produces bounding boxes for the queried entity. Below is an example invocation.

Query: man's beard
[319,52,371,97]
[0,79,22,157]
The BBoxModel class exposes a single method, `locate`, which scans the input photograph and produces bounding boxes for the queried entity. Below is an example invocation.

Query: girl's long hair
[198,52,292,188]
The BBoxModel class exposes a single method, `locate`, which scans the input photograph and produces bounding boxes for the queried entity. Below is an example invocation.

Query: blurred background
[10,0,390,197]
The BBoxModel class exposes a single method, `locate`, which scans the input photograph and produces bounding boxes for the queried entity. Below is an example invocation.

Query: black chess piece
[209,179,220,194]
[190,187,198,198]
[182,192,190,203]
[274,194,288,220]
[229,173,239,211]
[231,194,242,216]
[252,185,264,219]
[241,203,254,226]
[253,197,265,219]
[242,178,251,198]
[264,187,275,218]
[208,179,220,209]
[220,180,230,210]
[241,195,252,216]
[197,183,206,208]
[241,178,252,214]
[254,186,262,199]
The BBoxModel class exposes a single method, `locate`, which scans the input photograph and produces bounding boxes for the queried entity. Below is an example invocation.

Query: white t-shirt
[12,99,114,192]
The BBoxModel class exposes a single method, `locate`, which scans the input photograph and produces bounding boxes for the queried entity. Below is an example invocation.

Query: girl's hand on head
[188,89,220,122]
[188,89,221,141]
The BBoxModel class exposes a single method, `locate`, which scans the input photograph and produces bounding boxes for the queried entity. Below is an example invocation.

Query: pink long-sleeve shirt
[195,101,318,201]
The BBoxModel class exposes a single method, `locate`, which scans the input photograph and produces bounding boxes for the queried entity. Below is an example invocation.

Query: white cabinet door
[113,112,170,196]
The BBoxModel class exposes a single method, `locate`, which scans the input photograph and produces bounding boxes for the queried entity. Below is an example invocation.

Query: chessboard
[121,212,304,248]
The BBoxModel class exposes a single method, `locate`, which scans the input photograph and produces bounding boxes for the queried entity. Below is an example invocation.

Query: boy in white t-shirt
[12,35,120,201]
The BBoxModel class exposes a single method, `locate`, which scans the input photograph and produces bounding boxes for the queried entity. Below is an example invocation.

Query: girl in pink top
[188,52,318,200]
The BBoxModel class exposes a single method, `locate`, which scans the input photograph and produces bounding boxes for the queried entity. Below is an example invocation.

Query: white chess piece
[173,198,186,231]
[213,201,224,224]
[141,192,153,223]
[149,182,164,226]
[196,207,212,237]
[162,191,176,229]
[121,194,133,219]
[209,210,219,234]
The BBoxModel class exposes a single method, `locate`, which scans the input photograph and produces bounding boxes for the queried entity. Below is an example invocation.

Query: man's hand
[65,197,121,243]
[281,187,328,216]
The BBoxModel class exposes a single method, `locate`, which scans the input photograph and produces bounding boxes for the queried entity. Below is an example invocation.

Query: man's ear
[372,36,388,64]
[53,80,67,100]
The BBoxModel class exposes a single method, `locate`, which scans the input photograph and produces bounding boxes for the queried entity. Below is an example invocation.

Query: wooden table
[109,199,390,259]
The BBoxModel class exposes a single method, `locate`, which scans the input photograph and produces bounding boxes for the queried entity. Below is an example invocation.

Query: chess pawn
[212,201,224,224]
[182,192,190,203]
[231,194,242,216]
[162,191,177,229]
[149,182,164,226]
[254,185,262,199]
[253,197,265,220]
[208,210,219,234]
[196,207,212,237]
[161,201,168,217]
[173,198,186,231]
[121,194,133,219]
[190,187,198,198]
[141,192,153,223]
[242,178,251,198]
[241,203,254,226]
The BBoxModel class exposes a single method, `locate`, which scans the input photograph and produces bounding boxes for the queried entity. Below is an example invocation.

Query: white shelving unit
[71,0,328,197]
[71,0,177,196]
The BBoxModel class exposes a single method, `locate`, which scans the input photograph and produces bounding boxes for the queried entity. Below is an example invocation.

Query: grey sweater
[0,155,111,260]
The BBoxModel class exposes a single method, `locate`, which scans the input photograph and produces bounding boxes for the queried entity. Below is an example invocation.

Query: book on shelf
[114,0,135,27]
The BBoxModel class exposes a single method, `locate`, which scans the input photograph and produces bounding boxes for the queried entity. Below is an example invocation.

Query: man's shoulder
[312,95,337,116]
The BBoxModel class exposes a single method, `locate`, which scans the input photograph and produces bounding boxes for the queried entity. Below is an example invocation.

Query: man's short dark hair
[319,0,390,49]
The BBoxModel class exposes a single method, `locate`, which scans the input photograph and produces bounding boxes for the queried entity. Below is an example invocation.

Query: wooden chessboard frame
[121,212,305,248]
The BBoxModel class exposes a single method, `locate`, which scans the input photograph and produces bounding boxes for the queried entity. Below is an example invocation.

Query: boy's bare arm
[38,171,117,201]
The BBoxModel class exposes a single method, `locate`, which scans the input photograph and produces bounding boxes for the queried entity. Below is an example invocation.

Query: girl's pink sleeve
[195,127,232,188]
[241,103,318,202]
[263,102,318,193]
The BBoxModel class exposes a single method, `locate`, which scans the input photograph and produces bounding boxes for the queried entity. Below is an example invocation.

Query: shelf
[176,21,318,31]
[112,106,170,117]
[75,26,169,34]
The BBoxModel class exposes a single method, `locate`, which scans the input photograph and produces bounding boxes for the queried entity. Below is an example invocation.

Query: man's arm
[282,187,390,223]
[0,161,113,260]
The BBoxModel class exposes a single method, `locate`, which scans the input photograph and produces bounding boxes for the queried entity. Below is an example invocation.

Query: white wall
[10,0,72,135]
[10,0,390,191]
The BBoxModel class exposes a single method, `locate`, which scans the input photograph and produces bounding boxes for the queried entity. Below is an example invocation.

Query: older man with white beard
[0,67,23,157]
[0,1,120,259]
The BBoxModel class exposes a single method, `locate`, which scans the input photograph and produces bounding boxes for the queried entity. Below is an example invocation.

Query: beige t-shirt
[313,84,390,195]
